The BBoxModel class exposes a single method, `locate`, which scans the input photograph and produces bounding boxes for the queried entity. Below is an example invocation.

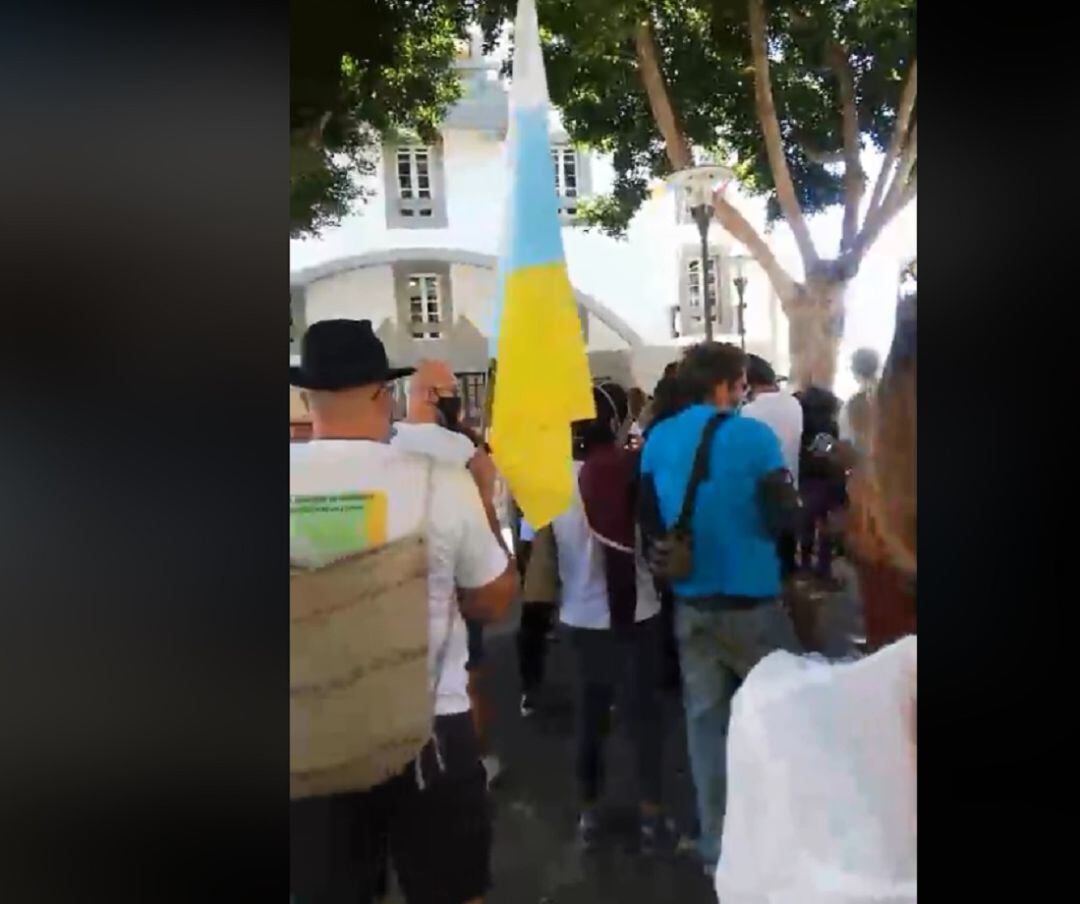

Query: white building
[290,32,789,424]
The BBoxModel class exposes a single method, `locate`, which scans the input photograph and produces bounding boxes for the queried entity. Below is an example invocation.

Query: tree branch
[827,42,865,255]
[844,170,916,275]
[853,122,916,261]
[899,173,916,211]
[865,56,917,218]
[633,4,804,317]
[633,18,693,170]
[748,0,818,269]
[881,122,917,214]
[712,189,801,310]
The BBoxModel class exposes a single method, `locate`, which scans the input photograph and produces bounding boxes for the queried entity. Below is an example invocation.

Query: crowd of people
[288,298,917,903]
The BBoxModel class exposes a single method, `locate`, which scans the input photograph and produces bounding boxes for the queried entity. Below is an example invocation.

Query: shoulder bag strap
[673,412,728,534]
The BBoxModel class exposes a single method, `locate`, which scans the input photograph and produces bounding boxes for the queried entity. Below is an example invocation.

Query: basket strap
[417,459,459,789]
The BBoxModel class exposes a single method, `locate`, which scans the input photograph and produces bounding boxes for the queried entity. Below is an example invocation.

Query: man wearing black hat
[290,319,518,904]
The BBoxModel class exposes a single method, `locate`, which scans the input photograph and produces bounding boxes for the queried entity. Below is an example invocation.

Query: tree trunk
[784,275,848,390]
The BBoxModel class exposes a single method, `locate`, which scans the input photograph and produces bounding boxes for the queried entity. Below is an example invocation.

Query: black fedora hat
[289,319,415,390]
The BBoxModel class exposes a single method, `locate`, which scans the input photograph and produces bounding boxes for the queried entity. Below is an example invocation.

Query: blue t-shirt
[641,404,785,600]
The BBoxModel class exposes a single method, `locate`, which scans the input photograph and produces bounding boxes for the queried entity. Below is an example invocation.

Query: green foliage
[291,0,481,238]
[476,0,915,238]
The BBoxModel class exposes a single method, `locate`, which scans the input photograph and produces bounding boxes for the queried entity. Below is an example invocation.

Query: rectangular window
[458,372,488,428]
[687,256,720,324]
[396,147,432,201]
[552,146,580,216]
[390,380,408,422]
[407,273,443,339]
[552,147,578,198]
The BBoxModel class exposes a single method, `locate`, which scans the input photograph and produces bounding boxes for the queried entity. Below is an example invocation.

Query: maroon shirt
[578,443,638,628]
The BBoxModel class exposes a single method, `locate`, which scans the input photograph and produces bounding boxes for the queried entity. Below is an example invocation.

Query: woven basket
[290,531,430,799]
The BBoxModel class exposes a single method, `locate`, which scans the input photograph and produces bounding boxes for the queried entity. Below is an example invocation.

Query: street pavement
[480,605,717,904]
[388,561,862,903]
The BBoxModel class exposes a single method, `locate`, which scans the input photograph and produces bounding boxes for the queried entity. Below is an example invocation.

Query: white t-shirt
[551,461,661,630]
[742,390,804,487]
[837,402,853,444]
[716,637,917,904]
[290,440,508,716]
[390,421,476,467]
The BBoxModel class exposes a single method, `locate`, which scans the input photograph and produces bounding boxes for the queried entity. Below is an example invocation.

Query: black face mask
[435,395,462,429]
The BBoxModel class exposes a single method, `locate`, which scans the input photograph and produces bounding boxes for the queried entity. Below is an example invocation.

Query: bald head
[305,383,394,441]
[411,360,457,398]
[408,359,462,426]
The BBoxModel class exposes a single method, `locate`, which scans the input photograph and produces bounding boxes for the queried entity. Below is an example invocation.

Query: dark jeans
[517,602,556,693]
[566,616,664,807]
[290,713,491,904]
[659,583,682,689]
[799,477,836,577]
[465,619,484,671]
[516,540,533,581]
[777,530,797,582]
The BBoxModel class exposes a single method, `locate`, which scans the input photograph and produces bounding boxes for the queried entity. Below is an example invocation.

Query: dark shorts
[465,618,484,671]
[290,712,491,904]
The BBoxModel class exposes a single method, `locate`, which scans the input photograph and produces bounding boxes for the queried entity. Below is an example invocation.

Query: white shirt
[390,421,476,467]
[551,461,661,630]
[290,440,508,716]
[742,390,804,486]
[716,637,917,904]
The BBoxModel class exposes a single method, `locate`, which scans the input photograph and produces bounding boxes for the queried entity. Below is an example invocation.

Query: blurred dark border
[0,2,288,900]
[0,0,1067,900]
[920,2,1066,897]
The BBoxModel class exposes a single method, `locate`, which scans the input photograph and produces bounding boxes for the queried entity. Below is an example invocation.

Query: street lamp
[668,165,733,342]
[730,253,751,351]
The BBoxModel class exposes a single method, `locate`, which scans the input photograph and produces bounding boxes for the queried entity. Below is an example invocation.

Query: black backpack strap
[674,412,728,534]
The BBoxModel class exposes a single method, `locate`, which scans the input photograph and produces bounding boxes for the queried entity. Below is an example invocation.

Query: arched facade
[290,248,647,420]
[290,248,643,390]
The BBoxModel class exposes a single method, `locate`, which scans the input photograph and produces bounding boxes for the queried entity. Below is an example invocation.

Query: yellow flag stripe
[491,261,595,527]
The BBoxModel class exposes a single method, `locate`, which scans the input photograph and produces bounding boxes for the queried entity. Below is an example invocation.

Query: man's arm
[467,448,512,558]
[751,422,801,538]
[450,469,518,624]
[458,563,517,624]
